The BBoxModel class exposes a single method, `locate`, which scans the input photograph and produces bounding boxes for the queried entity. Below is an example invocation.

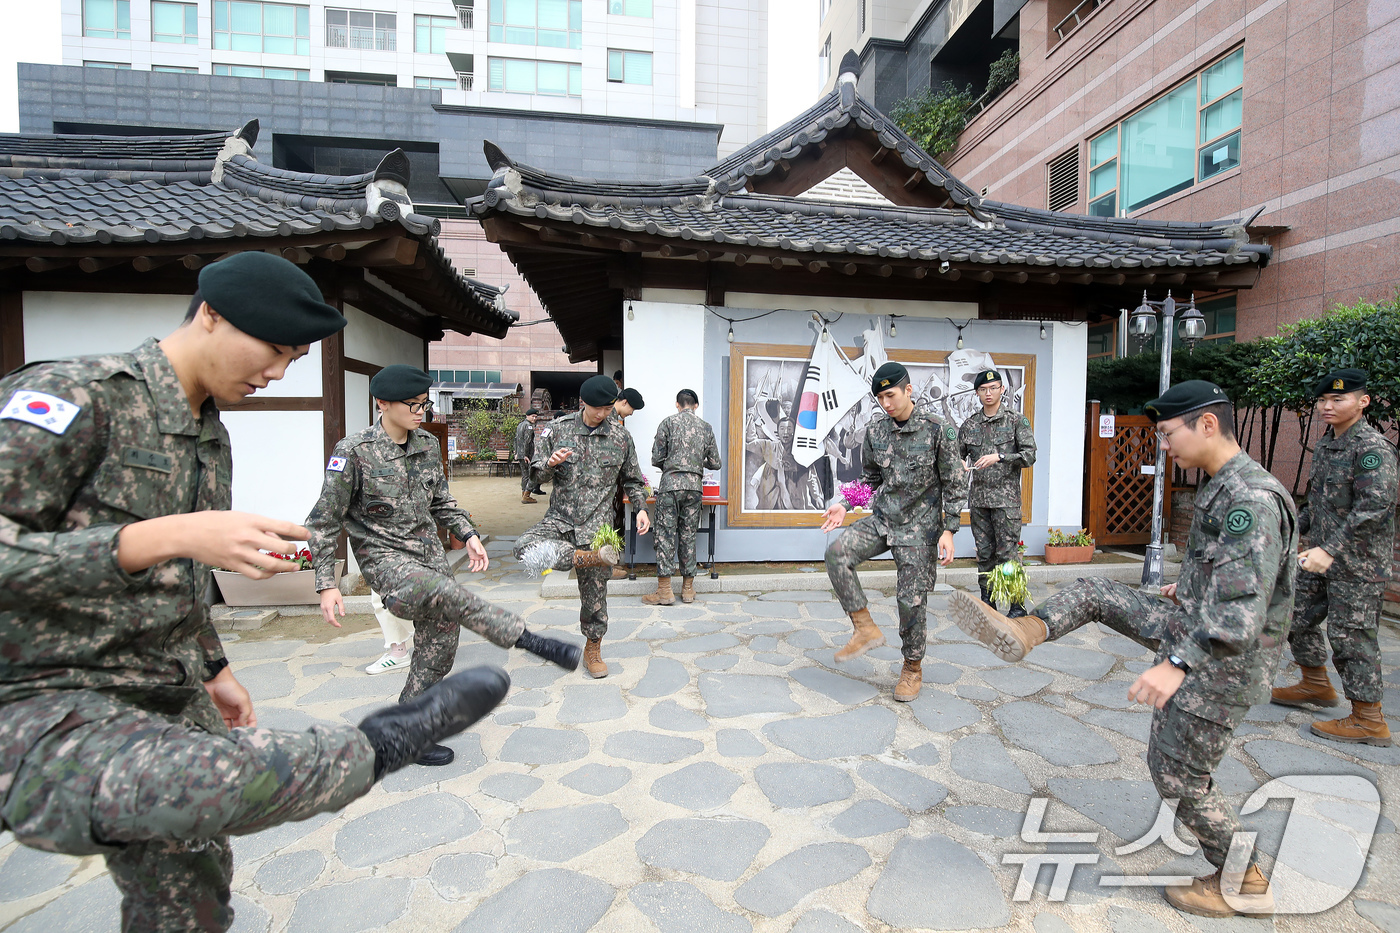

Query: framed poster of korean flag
[726,342,1035,528]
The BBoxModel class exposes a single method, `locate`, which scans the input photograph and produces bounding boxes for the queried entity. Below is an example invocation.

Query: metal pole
[1141,295,1174,590]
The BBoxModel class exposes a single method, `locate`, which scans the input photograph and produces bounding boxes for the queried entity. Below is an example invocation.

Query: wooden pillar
[0,291,24,376]
[323,289,349,563]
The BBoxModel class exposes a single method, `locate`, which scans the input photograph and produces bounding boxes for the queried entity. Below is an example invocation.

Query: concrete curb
[539,557,1179,598]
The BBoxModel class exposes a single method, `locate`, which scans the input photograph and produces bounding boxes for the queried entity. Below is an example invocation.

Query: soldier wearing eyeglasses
[307,366,579,767]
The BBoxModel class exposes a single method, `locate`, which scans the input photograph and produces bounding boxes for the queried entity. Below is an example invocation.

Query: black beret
[973,369,1003,389]
[612,370,623,381]
[1314,368,1368,397]
[620,387,645,410]
[370,365,433,401]
[871,361,909,394]
[525,407,539,416]
[1143,380,1230,423]
[197,252,346,345]
[581,374,620,406]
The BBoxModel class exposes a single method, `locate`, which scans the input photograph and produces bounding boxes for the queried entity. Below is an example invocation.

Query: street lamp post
[1126,292,1207,590]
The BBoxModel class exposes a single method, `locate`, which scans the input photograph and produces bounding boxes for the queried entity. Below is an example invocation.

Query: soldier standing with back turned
[644,388,722,606]
[1271,368,1398,746]
[958,368,1036,614]
[951,381,1294,919]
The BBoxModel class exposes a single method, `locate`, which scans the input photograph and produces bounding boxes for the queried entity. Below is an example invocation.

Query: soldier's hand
[204,666,257,729]
[548,447,574,468]
[320,587,345,628]
[1161,582,1179,604]
[636,510,651,535]
[937,530,956,566]
[820,503,847,532]
[1128,661,1186,709]
[1298,546,1334,574]
[120,511,309,577]
[465,535,490,572]
[973,453,1001,470]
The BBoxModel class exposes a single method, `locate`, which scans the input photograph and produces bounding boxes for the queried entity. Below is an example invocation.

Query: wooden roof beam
[25,257,72,273]
[345,236,419,268]
[78,256,128,273]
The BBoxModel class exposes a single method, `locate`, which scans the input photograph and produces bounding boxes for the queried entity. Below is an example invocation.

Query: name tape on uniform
[2,390,82,435]
[327,456,348,472]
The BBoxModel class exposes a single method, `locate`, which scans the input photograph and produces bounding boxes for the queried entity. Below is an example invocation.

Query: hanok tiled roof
[0,122,513,337]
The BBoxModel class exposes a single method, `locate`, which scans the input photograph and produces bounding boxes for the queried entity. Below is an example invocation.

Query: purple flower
[840,481,874,508]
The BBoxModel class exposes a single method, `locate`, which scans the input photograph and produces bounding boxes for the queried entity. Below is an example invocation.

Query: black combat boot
[516,628,583,670]
[1006,602,1028,618]
[978,580,991,604]
[358,666,510,780]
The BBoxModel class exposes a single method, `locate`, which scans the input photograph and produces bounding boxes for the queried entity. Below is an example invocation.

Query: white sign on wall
[1098,414,1116,438]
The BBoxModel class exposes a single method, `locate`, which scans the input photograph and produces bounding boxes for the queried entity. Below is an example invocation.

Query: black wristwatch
[1167,654,1191,674]
[204,657,230,681]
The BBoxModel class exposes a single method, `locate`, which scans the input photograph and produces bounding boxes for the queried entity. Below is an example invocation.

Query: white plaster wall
[23,292,185,359]
[623,301,707,491]
[343,303,424,369]
[345,371,373,435]
[1045,320,1089,529]
[223,410,328,530]
[255,342,322,397]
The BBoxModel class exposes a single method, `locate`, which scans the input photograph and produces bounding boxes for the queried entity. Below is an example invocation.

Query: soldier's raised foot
[358,665,510,779]
[583,637,607,678]
[572,545,619,570]
[893,659,922,701]
[515,628,582,670]
[834,608,885,661]
[949,590,1046,662]
[1310,700,1393,746]
[1165,865,1273,918]
[1270,664,1340,708]
[642,576,675,605]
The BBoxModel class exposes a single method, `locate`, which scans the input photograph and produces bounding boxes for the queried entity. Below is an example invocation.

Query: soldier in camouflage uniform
[958,368,1037,615]
[1272,369,1398,746]
[821,362,967,701]
[952,381,1294,919]
[0,253,508,932]
[644,388,722,606]
[307,366,578,766]
[515,375,651,678]
[516,407,539,503]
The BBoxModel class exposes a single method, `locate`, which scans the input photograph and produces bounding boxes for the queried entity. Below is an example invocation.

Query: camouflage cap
[1143,380,1229,423]
[1314,368,1368,398]
[871,361,909,394]
[619,387,645,410]
[972,369,1002,389]
[369,364,433,401]
[197,251,345,345]
[581,374,620,406]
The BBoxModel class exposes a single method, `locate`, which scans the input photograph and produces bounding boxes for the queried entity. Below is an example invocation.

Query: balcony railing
[457,71,474,90]
[1053,0,1105,40]
[456,7,474,28]
[325,24,397,50]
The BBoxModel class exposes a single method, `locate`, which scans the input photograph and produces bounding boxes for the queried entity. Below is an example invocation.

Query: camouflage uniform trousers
[364,553,526,703]
[654,490,703,578]
[824,516,936,662]
[1288,569,1384,703]
[1,691,375,932]
[970,506,1022,576]
[513,522,611,641]
[1039,578,1251,869]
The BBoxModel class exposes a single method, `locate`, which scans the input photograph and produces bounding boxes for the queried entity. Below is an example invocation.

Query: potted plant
[1043,528,1095,565]
[213,547,345,607]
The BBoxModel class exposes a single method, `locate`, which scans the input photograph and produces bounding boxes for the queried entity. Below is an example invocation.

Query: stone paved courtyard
[3,536,1400,933]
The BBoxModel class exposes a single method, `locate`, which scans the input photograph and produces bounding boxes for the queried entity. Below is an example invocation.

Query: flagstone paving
[3,537,1400,932]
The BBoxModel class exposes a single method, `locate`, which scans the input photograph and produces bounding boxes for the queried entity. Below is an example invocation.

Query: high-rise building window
[608,0,651,16]
[213,62,309,79]
[325,9,396,50]
[415,76,456,89]
[153,64,199,72]
[606,49,652,85]
[858,0,865,34]
[152,1,197,43]
[1088,47,1243,217]
[488,0,582,49]
[487,56,582,96]
[84,0,131,39]
[414,14,454,52]
[818,35,830,85]
[84,60,133,68]
[213,1,310,55]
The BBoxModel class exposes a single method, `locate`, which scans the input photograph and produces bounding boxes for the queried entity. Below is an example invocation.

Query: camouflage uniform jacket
[957,407,1037,508]
[1168,450,1297,715]
[305,422,475,592]
[513,419,535,461]
[1297,419,1398,582]
[531,411,648,542]
[0,338,231,736]
[652,409,721,493]
[838,401,968,546]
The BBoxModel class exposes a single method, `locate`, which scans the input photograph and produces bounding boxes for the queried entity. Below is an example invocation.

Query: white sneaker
[365,652,411,675]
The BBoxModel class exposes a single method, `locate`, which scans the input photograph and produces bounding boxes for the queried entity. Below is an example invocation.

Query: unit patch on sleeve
[327,456,348,472]
[1,390,82,435]
[1224,508,1255,536]
[1360,452,1382,471]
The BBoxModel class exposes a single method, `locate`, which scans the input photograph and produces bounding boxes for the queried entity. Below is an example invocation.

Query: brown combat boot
[680,577,696,603]
[1271,665,1340,708]
[1311,700,1393,746]
[949,590,1047,662]
[1166,864,1273,918]
[610,565,630,580]
[835,608,886,661]
[583,637,607,678]
[521,491,537,504]
[572,546,619,570]
[642,576,675,605]
[893,659,922,702]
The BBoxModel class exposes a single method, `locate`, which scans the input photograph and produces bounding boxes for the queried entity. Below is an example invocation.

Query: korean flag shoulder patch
[327,456,348,472]
[2,390,82,435]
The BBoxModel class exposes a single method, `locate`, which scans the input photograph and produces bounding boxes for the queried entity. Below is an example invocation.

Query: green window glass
[1200,49,1244,106]
[213,62,308,79]
[609,0,651,15]
[152,1,197,43]
[1088,126,1117,166]
[213,1,307,54]
[84,0,131,38]
[487,56,582,96]
[152,64,198,72]
[607,49,651,84]
[1200,89,1242,142]
[489,0,581,48]
[487,370,503,382]
[415,76,456,89]
[1120,81,1196,212]
[414,14,452,52]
